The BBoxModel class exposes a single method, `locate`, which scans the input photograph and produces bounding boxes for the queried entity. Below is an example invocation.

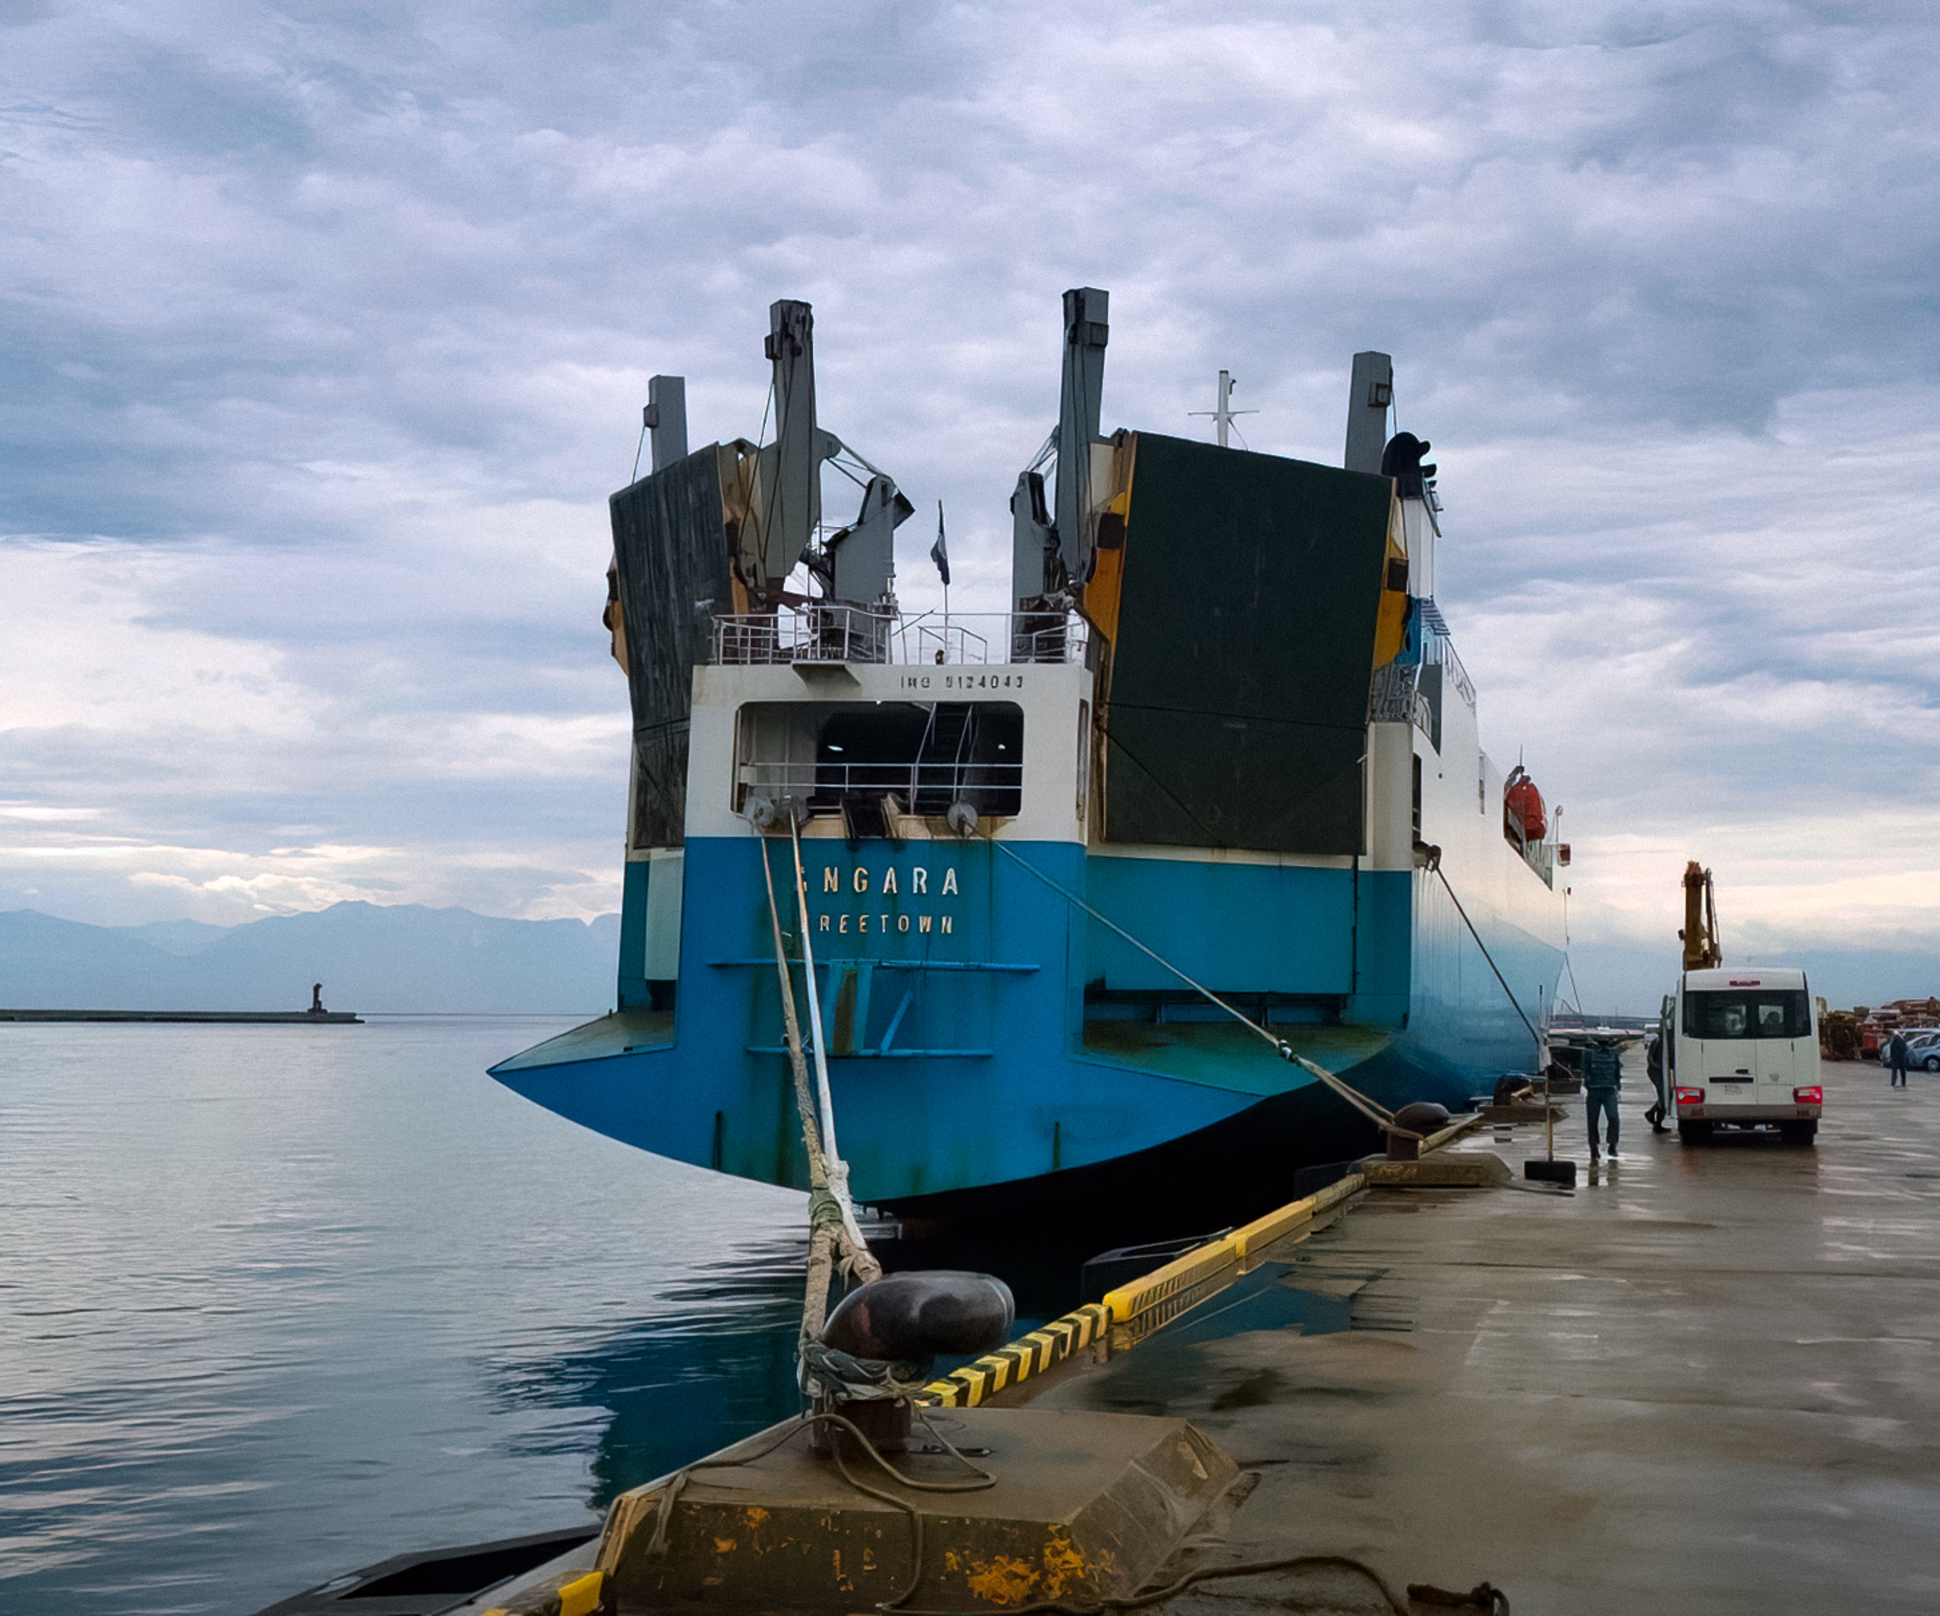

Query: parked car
[1877,1029,1940,1067]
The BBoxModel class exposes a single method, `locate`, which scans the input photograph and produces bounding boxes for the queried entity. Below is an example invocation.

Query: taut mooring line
[988,841,1401,1134]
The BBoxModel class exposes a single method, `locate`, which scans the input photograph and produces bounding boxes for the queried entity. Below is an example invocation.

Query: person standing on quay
[1644,1031,1670,1132]
[1584,1042,1622,1159]
[1888,1031,1911,1089]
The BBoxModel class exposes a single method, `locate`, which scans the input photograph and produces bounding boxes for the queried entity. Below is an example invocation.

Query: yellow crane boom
[1680,861,1721,971]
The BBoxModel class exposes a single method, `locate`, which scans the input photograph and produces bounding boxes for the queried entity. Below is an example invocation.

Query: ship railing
[1416,606,1476,709]
[733,759,1024,819]
[711,606,1089,668]
[1504,814,1558,888]
[1369,662,1432,735]
[1526,837,1556,885]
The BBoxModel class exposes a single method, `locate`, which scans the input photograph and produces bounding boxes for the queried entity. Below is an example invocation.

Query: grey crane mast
[1343,350,1393,475]
[645,373,688,472]
[758,299,826,606]
[754,299,911,619]
[1054,286,1110,586]
[1011,287,1110,641]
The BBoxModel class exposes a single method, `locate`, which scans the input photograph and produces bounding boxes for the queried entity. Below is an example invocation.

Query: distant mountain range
[5,902,1926,1022]
[0,903,620,1014]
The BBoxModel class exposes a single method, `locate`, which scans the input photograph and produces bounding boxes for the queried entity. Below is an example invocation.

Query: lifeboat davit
[1504,765,1547,841]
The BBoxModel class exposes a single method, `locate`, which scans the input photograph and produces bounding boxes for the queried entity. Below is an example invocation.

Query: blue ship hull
[493,835,1563,1235]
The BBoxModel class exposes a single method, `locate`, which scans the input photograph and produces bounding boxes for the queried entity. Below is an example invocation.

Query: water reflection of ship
[493,290,1567,1238]
[492,1243,804,1507]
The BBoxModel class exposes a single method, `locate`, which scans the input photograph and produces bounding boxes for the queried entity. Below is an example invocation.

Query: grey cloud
[3,0,1939,936]
[96,46,317,164]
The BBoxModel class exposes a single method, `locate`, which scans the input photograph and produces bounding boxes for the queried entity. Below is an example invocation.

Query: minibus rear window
[1683,990,1811,1040]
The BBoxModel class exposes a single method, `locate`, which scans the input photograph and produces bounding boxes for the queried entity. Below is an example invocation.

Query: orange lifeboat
[1504,765,1546,841]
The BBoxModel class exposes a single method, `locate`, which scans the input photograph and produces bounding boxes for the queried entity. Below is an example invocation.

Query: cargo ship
[491,290,1567,1234]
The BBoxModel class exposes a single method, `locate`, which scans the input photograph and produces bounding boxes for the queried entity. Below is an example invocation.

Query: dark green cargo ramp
[610,447,736,848]
[1100,434,1393,854]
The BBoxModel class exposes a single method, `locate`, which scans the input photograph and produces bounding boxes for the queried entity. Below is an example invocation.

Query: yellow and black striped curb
[918,1302,1111,1407]
[916,1173,1366,1409]
[1102,1172,1365,1324]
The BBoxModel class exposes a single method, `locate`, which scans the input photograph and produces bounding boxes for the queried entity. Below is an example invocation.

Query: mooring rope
[988,842,1405,1136]
[788,811,873,1259]
[1421,848,1543,1051]
[757,823,880,1353]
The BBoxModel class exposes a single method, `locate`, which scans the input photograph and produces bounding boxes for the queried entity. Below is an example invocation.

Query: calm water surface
[0,1018,813,1615]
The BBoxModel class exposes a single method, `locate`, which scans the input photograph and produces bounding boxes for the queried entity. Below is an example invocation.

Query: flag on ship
[931,501,950,587]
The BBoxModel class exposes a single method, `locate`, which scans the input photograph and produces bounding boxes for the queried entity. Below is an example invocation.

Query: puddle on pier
[1064,1256,1376,1418]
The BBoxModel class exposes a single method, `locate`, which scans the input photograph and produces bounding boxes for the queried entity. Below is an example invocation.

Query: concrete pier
[254,1057,1939,1615]
[1024,1057,1940,1613]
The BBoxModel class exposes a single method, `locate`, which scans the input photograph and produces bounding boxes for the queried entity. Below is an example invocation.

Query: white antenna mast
[1188,370,1257,448]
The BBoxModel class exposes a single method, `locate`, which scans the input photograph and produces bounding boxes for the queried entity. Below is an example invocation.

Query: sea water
[0,1018,811,1615]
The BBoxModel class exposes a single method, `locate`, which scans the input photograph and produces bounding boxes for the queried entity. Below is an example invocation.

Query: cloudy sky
[3,1,1937,995]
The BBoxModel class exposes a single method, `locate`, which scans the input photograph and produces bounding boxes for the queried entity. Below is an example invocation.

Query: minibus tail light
[1794,1086,1822,1105]
[1675,1087,1704,1106]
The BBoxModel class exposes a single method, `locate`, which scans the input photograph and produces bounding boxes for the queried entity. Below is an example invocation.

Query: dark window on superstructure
[1411,753,1423,840]
[1683,990,1811,1041]
[736,701,1024,820]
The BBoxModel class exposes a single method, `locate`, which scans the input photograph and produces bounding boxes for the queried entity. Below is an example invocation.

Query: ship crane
[1680,861,1722,971]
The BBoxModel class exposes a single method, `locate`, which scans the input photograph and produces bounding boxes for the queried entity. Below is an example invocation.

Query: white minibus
[1662,967,1822,1146]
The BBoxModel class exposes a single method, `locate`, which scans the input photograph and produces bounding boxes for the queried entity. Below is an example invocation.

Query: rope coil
[799,1339,933,1403]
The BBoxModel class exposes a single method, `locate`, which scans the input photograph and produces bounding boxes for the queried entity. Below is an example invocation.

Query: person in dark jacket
[1584,1042,1622,1158]
[1644,1033,1669,1131]
[1888,1032,1911,1089]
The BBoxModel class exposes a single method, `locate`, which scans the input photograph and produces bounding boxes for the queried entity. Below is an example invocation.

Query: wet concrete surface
[1031,1059,1940,1612]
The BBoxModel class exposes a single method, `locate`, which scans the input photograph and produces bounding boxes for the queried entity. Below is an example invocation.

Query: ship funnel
[1382,429,1438,596]
[1344,351,1392,475]
[1380,432,1435,498]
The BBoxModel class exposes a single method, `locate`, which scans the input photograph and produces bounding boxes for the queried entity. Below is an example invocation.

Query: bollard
[1387,1102,1450,1163]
